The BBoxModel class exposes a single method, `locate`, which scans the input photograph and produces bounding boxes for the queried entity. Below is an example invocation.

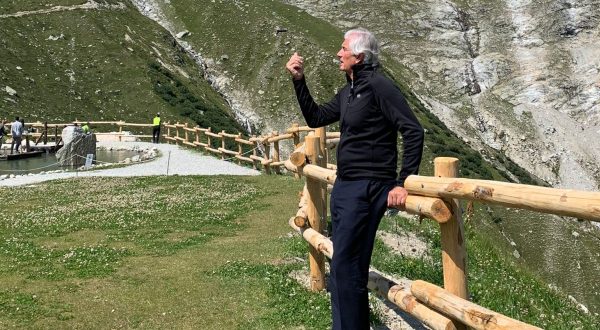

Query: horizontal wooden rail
[267,133,294,143]
[404,175,600,222]
[289,217,333,258]
[235,137,254,145]
[289,165,452,223]
[368,272,456,330]
[286,125,314,133]
[204,131,221,138]
[220,132,239,138]
[218,147,239,156]
[411,281,542,330]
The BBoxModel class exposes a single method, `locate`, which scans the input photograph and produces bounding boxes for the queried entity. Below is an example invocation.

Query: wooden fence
[285,134,600,330]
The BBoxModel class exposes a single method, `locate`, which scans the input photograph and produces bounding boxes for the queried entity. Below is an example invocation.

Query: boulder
[5,86,17,97]
[56,126,96,166]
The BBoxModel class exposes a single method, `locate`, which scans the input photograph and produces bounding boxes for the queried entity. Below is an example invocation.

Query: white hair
[344,28,380,65]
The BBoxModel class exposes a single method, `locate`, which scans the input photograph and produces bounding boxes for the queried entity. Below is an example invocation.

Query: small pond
[0,149,139,175]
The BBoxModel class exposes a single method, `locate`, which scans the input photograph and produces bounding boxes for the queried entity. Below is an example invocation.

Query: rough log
[288,217,333,259]
[235,137,254,145]
[404,175,600,222]
[205,146,221,154]
[411,281,542,330]
[235,155,253,163]
[284,159,298,174]
[290,144,307,167]
[368,272,456,330]
[301,164,453,223]
[268,132,294,143]
[217,147,239,156]
[434,157,468,330]
[220,132,239,138]
[305,135,326,291]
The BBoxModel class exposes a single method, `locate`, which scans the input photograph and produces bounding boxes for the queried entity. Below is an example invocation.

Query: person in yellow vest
[82,122,90,134]
[152,113,161,143]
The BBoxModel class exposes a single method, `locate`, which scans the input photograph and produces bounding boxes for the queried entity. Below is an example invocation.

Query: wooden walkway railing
[283,133,600,329]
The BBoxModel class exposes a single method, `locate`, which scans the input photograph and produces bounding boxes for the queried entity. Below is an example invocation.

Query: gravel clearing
[0,142,260,187]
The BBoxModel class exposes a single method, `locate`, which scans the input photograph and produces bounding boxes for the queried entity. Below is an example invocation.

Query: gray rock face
[56,126,96,166]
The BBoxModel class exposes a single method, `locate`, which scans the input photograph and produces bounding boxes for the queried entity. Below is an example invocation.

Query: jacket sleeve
[374,80,424,187]
[293,77,341,128]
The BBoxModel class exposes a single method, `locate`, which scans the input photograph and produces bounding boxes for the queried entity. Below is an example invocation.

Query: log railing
[2,120,334,174]
[282,133,595,329]
[161,122,338,172]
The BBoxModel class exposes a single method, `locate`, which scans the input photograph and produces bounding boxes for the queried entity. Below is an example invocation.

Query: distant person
[152,113,161,143]
[0,121,6,151]
[82,122,90,134]
[10,116,24,154]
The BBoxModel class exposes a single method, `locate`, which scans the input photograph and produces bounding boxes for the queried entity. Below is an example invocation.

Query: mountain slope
[0,0,243,134]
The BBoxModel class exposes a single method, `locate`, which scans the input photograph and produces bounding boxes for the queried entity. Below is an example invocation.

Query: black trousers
[152,126,161,143]
[329,178,394,330]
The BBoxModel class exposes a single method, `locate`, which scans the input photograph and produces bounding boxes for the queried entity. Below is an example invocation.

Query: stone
[176,30,190,39]
[5,86,17,97]
[56,126,97,167]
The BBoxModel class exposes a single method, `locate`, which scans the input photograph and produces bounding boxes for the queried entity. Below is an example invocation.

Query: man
[10,116,24,154]
[286,28,424,329]
[0,120,6,152]
[152,113,161,143]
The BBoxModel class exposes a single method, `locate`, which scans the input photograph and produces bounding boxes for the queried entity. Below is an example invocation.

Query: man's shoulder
[369,72,402,97]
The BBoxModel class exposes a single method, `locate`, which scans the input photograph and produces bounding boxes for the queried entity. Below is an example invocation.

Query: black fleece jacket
[293,64,424,186]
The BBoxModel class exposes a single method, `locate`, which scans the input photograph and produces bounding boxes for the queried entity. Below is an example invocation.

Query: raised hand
[286,52,304,80]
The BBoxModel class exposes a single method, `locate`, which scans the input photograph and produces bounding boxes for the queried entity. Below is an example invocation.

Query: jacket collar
[346,63,378,83]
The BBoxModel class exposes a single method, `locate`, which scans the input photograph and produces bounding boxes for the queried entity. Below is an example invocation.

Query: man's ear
[355,53,365,64]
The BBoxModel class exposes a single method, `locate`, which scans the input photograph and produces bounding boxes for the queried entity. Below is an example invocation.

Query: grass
[0,174,334,329]
[0,174,597,329]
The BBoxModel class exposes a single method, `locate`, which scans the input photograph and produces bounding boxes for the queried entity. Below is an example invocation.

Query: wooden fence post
[175,122,180,145]
[43,122,48,145]
[291,123,300,179]
[305,135,326,291]
[166,123,171,144]
[184,123,189,144]
[315,127,328,234]
[237,133,243,165]
[220,130,226,160]
[206,127,212,150]
[434,157,467,330]
[252,135,258,170]
[273,131,281,174]
[263,136,271,175]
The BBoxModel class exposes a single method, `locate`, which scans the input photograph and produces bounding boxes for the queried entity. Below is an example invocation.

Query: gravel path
[0,142,260,187]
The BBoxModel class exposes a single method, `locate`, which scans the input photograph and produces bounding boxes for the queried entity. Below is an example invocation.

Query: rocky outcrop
[56,126,96,166]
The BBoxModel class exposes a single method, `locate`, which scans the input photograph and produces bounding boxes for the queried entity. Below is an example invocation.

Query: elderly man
[286,28,424,329]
